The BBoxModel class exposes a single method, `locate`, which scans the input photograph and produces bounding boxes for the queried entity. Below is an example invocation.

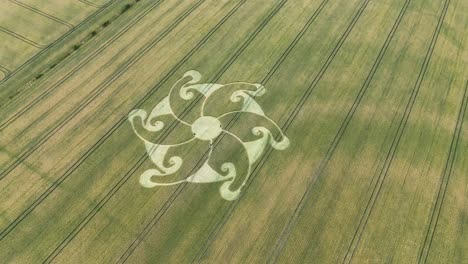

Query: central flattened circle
[191,116,222,140]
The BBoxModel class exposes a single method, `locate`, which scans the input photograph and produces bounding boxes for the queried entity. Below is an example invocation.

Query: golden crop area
[0,0,466,263]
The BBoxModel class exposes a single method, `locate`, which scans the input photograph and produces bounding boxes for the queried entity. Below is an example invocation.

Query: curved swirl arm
[139,137,198,188]
[218,130,253,201]
[166,71,207,126]
[218,111,289,145]
[200,82,265,116]
[130,70,290,201]
[128,108,193,145]
[140,169,188,188]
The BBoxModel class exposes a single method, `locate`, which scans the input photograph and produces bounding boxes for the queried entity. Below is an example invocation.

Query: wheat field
[0,0,466,263]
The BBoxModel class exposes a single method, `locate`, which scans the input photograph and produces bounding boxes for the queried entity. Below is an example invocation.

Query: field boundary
[417,80,467,264]
[0,0,118,85]
[8,0,74,28]
[341,0,451,262]
[0,0,165,129]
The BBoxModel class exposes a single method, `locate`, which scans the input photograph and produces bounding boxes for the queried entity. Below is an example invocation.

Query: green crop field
[0,0,466,263]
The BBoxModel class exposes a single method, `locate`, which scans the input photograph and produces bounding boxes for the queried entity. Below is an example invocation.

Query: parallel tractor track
[0,26,47,48]
[78,0,106,9]
[9,0,74,28]
[342,0,451,262]
[417,80,467,264]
